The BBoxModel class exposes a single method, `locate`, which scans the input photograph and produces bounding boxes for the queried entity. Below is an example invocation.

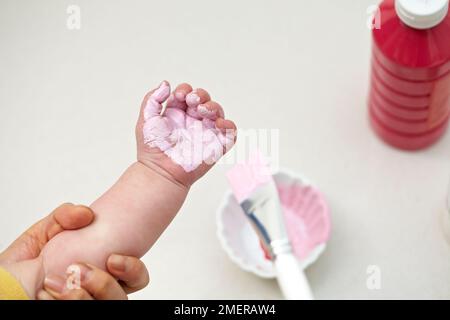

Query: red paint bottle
[369,0,450,150]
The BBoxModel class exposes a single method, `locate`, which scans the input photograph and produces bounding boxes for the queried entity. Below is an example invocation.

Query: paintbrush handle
[275,253,314,300]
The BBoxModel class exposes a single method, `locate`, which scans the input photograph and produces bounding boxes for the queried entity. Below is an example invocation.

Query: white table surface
[1,0,449,299]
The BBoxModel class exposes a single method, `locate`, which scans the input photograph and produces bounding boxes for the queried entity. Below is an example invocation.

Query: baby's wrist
[135,160,188,191]
[131,161,190,227]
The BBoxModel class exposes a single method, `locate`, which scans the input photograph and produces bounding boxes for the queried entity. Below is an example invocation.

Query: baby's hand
[136,81,236,187]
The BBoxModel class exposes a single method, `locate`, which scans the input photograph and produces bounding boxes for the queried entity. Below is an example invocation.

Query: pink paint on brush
[226,152,272,203]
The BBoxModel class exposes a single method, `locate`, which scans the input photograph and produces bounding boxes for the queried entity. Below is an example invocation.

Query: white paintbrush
[227,152,313,300]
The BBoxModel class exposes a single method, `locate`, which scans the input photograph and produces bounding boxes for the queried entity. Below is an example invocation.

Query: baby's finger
[141,81,171,120]
[68,263,128,300]
[166,94,186,110]
[186,88,211,108]
[216,118,237,133]
[216,118,237,152]
[107,254,150,294]
[186,89,212,119]
[166,83,193,110]
[173,83,193,102]
[198,101,224,120]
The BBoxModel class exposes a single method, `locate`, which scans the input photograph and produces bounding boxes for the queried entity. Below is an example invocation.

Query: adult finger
[107,254,150,294]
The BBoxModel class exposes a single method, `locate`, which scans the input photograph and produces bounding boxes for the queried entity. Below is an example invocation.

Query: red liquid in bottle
[369,0,450,150]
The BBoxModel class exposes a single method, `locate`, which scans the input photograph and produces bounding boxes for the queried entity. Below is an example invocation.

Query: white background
[0,0,449,299]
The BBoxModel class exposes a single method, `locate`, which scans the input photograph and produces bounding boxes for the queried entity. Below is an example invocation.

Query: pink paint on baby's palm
[136,81,236,187]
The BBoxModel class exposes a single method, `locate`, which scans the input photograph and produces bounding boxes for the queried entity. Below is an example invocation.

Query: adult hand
[38,254,149,300]
[0,203,94,263]
[0,203,149,300]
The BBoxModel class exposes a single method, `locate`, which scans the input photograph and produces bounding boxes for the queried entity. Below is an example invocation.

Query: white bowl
[216,169,331,278]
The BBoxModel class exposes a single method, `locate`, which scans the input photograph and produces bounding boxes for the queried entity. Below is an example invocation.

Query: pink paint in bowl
[217,169,331,278]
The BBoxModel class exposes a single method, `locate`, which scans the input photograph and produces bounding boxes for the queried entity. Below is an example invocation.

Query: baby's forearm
[90,162,189,255]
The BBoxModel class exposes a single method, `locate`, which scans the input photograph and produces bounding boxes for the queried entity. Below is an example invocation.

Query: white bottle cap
[395,0,449,29]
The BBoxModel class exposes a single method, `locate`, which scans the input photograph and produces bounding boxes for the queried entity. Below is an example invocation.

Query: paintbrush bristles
[227,152,273,203]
